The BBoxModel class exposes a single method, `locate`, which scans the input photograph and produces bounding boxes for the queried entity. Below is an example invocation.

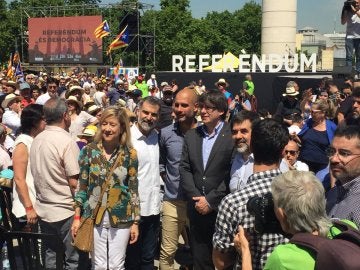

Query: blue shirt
[201,121,224,169]
[159,122,187,200]
[107,87,126,105]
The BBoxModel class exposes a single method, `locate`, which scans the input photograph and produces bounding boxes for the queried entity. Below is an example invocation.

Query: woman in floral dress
[71,106,140,270]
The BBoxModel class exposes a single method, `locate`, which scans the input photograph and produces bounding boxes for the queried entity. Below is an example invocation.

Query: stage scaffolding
[20,1,156,72]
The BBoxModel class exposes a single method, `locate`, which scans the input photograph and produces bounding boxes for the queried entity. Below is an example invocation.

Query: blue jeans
[125,214,160,270]
[345,38,360,72]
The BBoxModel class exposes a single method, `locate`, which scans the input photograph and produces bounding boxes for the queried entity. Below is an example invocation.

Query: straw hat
[77,125,98,138]
[1,94,22,108]
[5,80,19,89]
[215,78,229,87]
[65,85,84,99]
[282,86,299,97]
[87,105,101,115]
[66,95,82,108]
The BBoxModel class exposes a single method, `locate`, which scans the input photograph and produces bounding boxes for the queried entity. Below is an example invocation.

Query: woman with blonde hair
[71,106,140,270]
[295,99,337,173]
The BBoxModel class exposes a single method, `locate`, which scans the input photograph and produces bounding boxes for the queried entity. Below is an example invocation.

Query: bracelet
[133,220,140,225]
[25,205,33,211]
[74,215,81,220]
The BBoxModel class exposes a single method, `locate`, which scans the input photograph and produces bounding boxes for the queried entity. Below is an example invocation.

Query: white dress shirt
[131,124,161,217]
[35,92,51,105]
[229,153,254,193]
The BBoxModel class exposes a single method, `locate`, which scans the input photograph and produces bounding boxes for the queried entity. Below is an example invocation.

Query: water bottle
[1,242,10,270]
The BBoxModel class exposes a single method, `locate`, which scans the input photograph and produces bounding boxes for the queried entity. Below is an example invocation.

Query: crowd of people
[0,69,359,270]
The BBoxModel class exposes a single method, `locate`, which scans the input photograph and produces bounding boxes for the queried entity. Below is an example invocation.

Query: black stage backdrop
[156,72,334,114]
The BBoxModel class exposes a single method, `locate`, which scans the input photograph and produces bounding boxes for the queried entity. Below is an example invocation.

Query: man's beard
[353,110,360,119]
[138,118,156,133]
[236,139,250,154]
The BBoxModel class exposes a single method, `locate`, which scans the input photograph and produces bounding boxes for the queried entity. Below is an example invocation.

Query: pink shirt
[30,125,80,222]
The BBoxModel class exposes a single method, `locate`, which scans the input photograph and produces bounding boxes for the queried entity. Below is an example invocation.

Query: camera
[247,192,283,234]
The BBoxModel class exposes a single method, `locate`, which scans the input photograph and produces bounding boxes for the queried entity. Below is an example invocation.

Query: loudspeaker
[332,66,353,79]
[119,12,139,36]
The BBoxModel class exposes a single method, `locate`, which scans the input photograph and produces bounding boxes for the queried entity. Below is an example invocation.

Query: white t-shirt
[12,134,35,218]
[93,91,105,108]
[69,111,97,139]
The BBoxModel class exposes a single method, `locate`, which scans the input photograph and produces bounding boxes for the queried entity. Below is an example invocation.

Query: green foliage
[142,0,261,70]
[0,0,261,71]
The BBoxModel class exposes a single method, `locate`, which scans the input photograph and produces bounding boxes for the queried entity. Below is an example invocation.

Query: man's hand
[129,223,139,244]
[193,196,212,215]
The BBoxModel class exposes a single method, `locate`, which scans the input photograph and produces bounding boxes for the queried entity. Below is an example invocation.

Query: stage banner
[28,16,103,64]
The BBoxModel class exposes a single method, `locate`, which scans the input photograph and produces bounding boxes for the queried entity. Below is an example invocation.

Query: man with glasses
[36,78,58,105]
[179,90,234,269]
[280,139,309,172]
[326,125,360,227]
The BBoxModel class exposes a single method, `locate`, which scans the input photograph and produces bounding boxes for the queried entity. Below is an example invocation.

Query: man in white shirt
[35,78,58,105]
[126,96,162,270]
[280,140,309,172]
[229,111,260,192]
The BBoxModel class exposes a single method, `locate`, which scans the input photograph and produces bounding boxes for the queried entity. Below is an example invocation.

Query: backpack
[290,221,360,270]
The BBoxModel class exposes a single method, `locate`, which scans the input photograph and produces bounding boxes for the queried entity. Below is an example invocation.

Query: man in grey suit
[180,89,234,270]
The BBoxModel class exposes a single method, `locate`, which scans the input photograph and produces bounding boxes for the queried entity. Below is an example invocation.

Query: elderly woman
[234,171,333,270]
[12,104,46,227]
[2,93,22,136]
[296,99,337,173]
[67,96,97,139]
[71,106,140,270]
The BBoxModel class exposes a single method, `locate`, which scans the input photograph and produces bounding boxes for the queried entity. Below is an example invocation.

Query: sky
[102,0,345,34]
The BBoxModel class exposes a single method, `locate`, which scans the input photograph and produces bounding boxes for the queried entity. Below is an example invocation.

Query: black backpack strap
[334,229,360,246]
[290,233,329,254]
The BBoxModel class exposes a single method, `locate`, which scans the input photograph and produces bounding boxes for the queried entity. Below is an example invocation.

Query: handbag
[72,151,123,252]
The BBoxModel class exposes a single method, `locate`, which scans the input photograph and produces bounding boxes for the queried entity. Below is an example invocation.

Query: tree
[160,0,190,11]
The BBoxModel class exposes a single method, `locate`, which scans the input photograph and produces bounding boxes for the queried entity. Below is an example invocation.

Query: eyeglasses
[326,147,360,160]
[285,150,298,156]
[311,109,322,114]
[48,85,57,89]
[199,104,216,113]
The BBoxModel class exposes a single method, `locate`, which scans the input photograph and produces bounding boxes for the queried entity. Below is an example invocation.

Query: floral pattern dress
[74,142,140,227]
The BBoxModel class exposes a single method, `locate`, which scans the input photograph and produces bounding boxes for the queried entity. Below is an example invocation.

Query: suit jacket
[179,122,234,210]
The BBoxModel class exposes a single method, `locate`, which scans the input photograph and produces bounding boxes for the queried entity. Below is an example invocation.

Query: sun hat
[215,78,229,87]
[1,94,22,108]
[282,86,299,96]
[66,95,82,108]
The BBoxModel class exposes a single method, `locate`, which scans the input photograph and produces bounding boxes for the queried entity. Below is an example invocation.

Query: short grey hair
[286,80,297,88]
[44,97,67,125]
[271,171,331,237]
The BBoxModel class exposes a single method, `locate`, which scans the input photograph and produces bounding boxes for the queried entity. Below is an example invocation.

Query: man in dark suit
[180,90,234,270]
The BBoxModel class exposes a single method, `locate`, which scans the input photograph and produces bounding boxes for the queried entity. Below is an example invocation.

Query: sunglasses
[285,150,298,156]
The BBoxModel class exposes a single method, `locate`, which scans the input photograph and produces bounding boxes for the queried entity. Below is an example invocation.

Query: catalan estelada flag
[94,20,110,39]
[6,54,13,79]
[107,25,129,54]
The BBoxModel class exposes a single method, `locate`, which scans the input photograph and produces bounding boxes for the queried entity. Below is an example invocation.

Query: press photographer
[342,0,360,74]
[234,171,338,270]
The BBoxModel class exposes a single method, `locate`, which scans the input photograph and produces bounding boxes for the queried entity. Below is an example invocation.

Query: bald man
[159,88,198,270]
